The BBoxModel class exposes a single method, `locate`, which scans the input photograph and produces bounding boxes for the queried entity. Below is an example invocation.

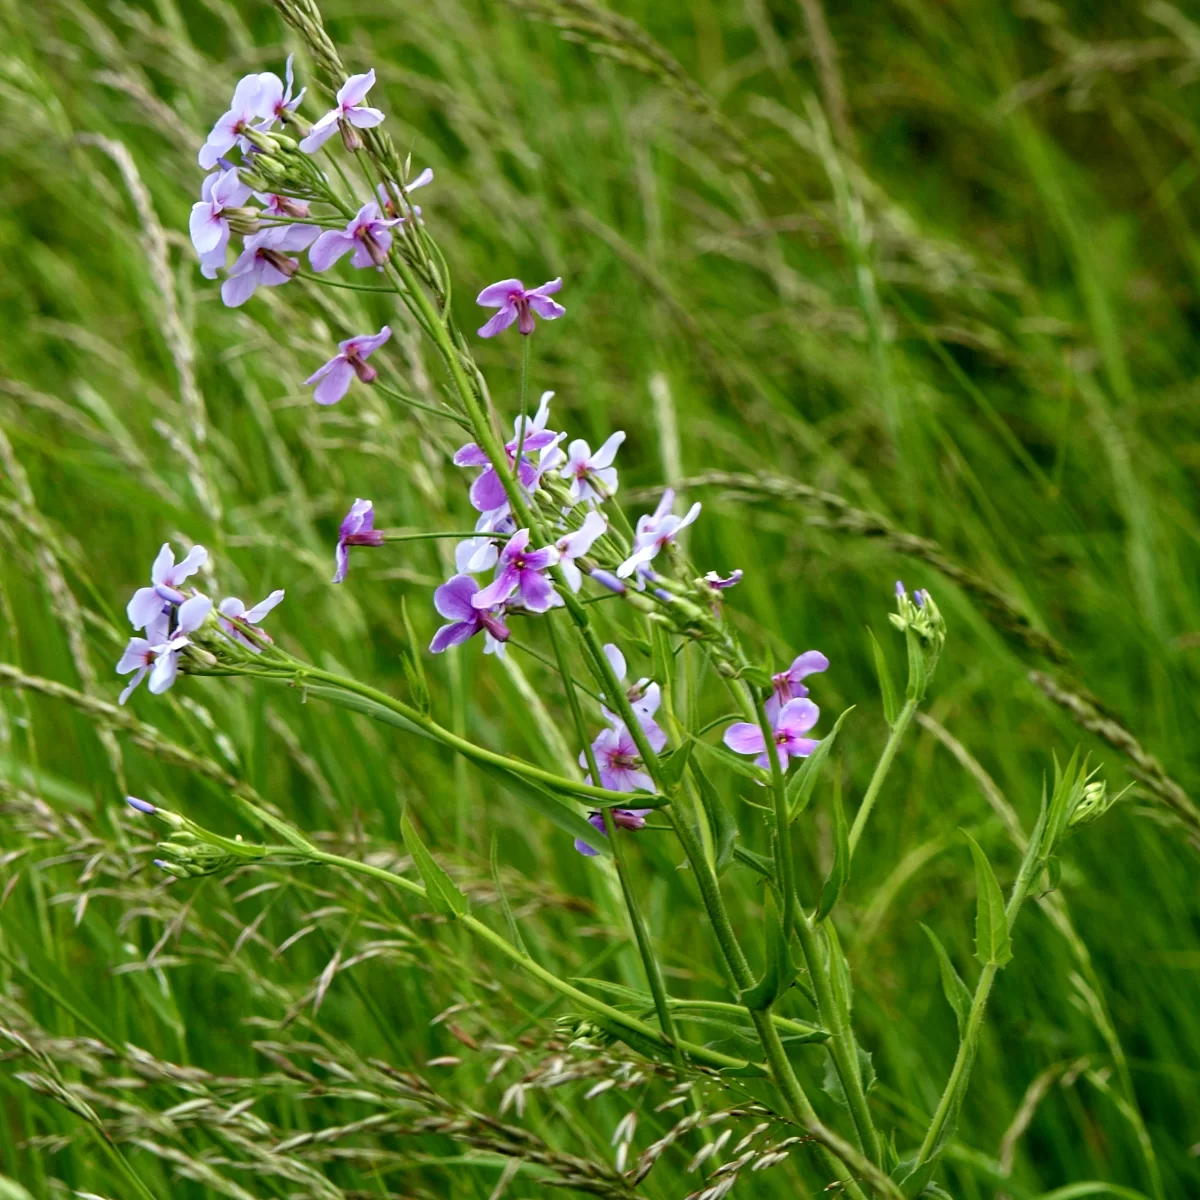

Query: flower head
[306,326,391,406]
[477,278,565,338]
[617,489,702,579]
[333,499,385,583]
[471,529,560,613]
[126,543,208,630]
[561,432,625,505]
[376,167,433,219]
[299,69,385,153]
[255,55,306,130]
[766,650,829,720]
[118,595,212,702]
[217,589,285,649]
[573,807,651,857]
[600,642,666,750]
[256,192,310,219]
[724,698,820,771]
[454,392,561,513]
[221,223,318,307]
[555,510,608,592]
[455,506,515,576]
[430,574,511,654]
[190,168,252,261]
[705,569,743,591]
[583,723,654,793]
[199,75,275,169]
[310,202,400,272]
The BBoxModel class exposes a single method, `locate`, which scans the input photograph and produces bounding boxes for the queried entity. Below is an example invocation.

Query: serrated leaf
[402,810,468,918]
[964,831,1012,968]
[920,923,972,1037]
[817,765,850,921]
[868,627,899,726]
[691,758,738,875]
[398,596,431,715]
[740,889,794,1010]
[786,706,854,821]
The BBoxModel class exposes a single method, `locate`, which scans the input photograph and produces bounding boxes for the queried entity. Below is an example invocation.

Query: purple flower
[190,168,252,261]
[430,574,511,654]
[198,75,275,169]
[376,167,433,219]
[561,432,625,504]
[724,698,820,771]
[455,506,514,575]
[306,326,391,406]
[255,56,306,130]
[477,278,565,338]
[126,543,208,630]
[766,651,829,720]
[256,192,310,219]
[705,569,743,590]
[310,202,401,272]
[145,594,213,696]
[333,499,385,583]
[472,529,560,613]
[582,723,654,793]
[454,391,561,513]
[574,807,652,857]
[591,569,626,595]
[218,589,285,649]
[617,489,702,579]
[600,643,667,750]
[555,510,608,592]
[221,223,318,308]
[299,69,385,153]
[116,608,170,705]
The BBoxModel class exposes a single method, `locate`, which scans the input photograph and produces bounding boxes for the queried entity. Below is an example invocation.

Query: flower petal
[477,279,523,307]
[242,589,285,623]
[723,722,766,756]
[298,112,339,153]
[603,643,627,683]
[336,69,376,110]
[309,229,354,273]
[177,594,213,634]
[148,650,179,694]
[311,359,356,405]
[127,586,164,631]
[346,106,385,129]
[477,305,518,338]
[527,294,565,320]
[591,430,625,470]
[778,698,820,735]
[788,650,830,682]
[434,574,481,622]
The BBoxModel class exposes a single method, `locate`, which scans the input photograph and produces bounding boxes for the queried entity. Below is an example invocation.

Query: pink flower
[476,278,565,338]
[199,75,275,169]
[306,326,391,406]
[574,807,651,857]
[617,488,702,579]
[376,167,433,219]
[190,168,251,262]
[333,499,385,583]
[582,723,654,793]
[430,574,511,654]
[255,55,306,130]
[309,202,401,271]
[766,651,829,720]
[299,69,385,153]
[220,224,318,308]
[126,543,208,631]
[217,590,285,650]
[561,432,624,504]
[471,529,560,613]
[555,510,607,592]
[599,642,667,751]
[454,391,561,513]
[724,698,820,771]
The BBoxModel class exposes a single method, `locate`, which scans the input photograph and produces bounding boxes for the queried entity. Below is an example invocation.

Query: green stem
[545,616,682,1065]
[305,848,748,1071]
[381,530,512,542]
[754,693,795,939]
[848,696,918,857]
[667,998,825,1040]
[514,332,531,469]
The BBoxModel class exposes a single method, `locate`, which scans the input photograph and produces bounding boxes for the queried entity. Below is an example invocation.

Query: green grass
[2,0,1200,1196]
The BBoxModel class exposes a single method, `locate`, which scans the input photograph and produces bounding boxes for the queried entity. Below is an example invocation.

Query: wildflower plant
[102,6,1127,1197]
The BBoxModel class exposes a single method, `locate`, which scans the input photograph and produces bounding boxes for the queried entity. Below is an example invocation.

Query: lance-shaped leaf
[658,738,693,789]
[402,810,468,918]
[741,889,795,1010]
[964,831,1012,968]
[398,596,431,715]
[920,923,972,1036]
[817,765,850,921]
[786,706,854,821]
[868,627,899,726]
[691,758,738,875]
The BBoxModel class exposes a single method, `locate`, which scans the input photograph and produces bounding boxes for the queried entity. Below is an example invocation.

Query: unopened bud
[1069,779,1114,829]
[273,133,298,151]
[261,249,300,279]
[225,207,260,236]
[339,119,364,152]
[242,128,280,155]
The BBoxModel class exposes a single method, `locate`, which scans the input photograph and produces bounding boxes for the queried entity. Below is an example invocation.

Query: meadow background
[2,0,1200,1196]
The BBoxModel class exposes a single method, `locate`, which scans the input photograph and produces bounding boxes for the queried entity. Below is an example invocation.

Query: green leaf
[903,624,926,702]
[920,923,973,1036]
[817,763,850,921]
[822,1044,876,1109]
[868,627,900,726]
[659,738,693,788]
[738,664,773,688]
[402,810,468,918]
[694,738,772,783]
[293,682,433,740]
[398,596,431,715]
[964,831,1013,968]
[691,758,738,875]
[786,706,855,821]
[824,920,854,1021]
[732,844,775,879]
[573,977,654,1007]
[238,797,317,853]
[740,889,795,1010]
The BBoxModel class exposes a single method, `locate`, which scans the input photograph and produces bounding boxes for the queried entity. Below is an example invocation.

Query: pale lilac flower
[145,595,213,695]
[306,326,391,406]
[299,69,385,153]
[582,723,654,793]
[126,796,156,814]
[455,506,514,575]
[199,75,274,169]
[561,432,625,504]
[190,168,252,260]
[221,224,318,307]
[116,609,170,704]
[555,510,608,592]
[256,192,310,219]
[724,698,820,771]
[310,202,400,271]
[477,278,565,338]
[472,529,560,613]
[333,499,385,583]
[127,544,208,630]
[255,55,306,129]
[430,574,511,653]
[591,569,626,595]
[376,167,433,219]
[616,489,702,579]
[600,642,667,751]
[574,807,651,857]
[454,392,561,513]
[705,570,743,590]
[766,651,829,720]
[218,590,285,649]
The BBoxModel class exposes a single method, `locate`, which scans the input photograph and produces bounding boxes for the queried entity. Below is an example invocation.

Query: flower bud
[272,133,299,151]
[339,119,364,153]
[224,207,261,236]
[242,128,281,155]
[1068,779,1115,829]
